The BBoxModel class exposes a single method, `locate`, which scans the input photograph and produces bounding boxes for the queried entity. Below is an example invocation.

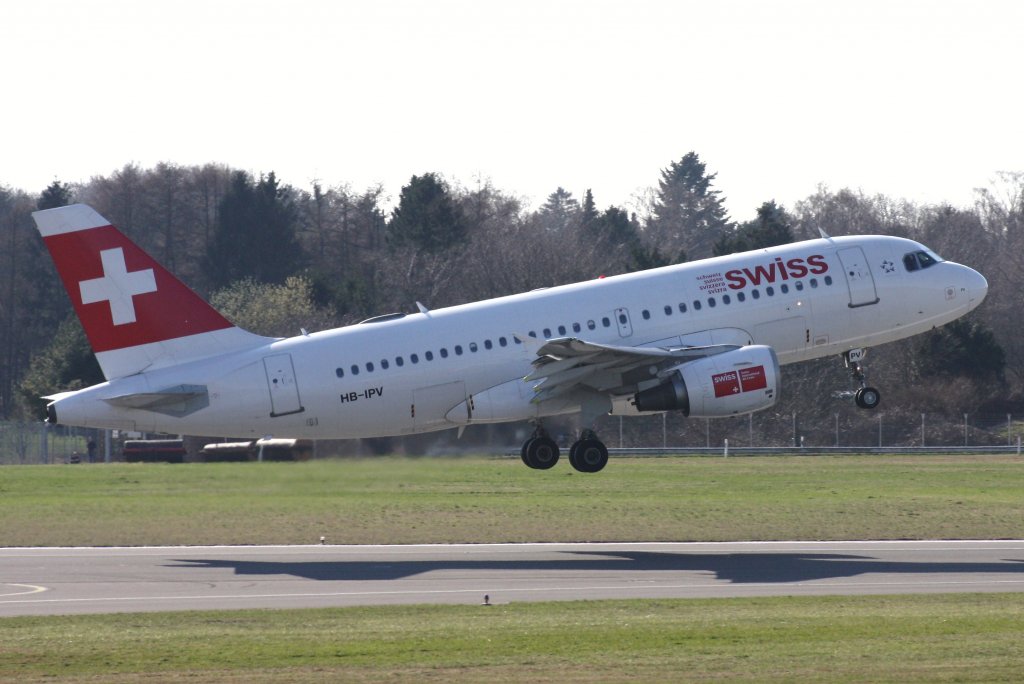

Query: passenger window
[663,305,672,316]
[618,313,627,324]
[573,323,581,333]
[752,289,760,299]
[425,351,433,361]
[396,357,404,367]
[484,339,493,350]
[707,298,716,307]
[643,310,651,320]
[766,286,775,296]
[824,275,833,286]
[470,342,478,352]
[737,292,745,302]
[351,364,359,375]
[780,284,789,294]
[528,331,537,338]
[381,359,389,370]
[723,294,731,304]
[810,278,818,288]
[543,328,551,338]
[678,303,687,313]
[602,317,611,327]
[499,336,508,347]
[795,281,804,291]
[440,348,448,358]
[411,353,419,364]
[693,300,702,310]
[455,345,463,355]
[366,362,374,372]
[587,320,596,330]
[336,368,344,378]
[557,326,566,335]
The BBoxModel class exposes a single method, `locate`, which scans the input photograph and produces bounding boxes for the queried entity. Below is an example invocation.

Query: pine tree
[714,201,794,256]
[387,173,467,252]
[537,187,580,232]
[205,171,304,288]
[648,152,732,258]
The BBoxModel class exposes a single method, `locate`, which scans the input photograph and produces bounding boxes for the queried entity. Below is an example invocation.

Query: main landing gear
[521,425,609,473]
[844,349,881,409]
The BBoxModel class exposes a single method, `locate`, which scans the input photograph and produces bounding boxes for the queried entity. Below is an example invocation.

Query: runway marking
[3,578,1024,607]
[0,584,47,598]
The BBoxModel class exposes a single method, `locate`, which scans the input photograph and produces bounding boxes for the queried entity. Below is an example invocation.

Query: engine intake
[633,345,779,417]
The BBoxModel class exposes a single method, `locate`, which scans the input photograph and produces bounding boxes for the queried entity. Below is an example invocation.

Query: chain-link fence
[597,409,1023,450]
[0,423,94,465]
[3,410,1023,464]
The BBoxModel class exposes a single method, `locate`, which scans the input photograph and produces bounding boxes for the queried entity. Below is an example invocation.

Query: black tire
[855,387,881,410]
[524,436,559,469]
[569,438,608,473]
[521,437,537,466]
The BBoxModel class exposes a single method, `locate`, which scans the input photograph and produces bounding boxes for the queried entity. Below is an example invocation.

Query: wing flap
[527,337,740,402]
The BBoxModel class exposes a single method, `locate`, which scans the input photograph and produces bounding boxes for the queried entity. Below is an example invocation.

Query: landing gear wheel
[522,436,559,469]
[569,438,608,473]
[855,386,881,409]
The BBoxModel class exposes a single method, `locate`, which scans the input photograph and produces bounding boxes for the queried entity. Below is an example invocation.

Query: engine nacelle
[633,345,779,417]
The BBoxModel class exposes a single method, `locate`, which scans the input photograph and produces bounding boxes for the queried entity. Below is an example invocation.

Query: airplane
[32,203,988,473]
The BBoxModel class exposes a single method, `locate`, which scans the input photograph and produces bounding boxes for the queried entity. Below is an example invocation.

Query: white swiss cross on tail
[32,204,268,380]
[79,248,157,325]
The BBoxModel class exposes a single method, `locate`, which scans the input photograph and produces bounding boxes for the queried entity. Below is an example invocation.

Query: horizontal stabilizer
[104,384,209,417]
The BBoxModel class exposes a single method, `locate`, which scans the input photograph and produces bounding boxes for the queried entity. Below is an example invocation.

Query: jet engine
[633,345,779,417]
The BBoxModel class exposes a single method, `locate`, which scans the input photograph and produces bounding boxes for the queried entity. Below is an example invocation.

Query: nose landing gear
[844,349,881,409]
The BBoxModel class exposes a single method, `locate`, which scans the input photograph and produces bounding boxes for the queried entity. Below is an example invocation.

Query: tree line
[1,154,1019,438]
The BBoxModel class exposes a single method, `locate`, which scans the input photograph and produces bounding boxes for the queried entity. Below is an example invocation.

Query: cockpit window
[903,250,942,272]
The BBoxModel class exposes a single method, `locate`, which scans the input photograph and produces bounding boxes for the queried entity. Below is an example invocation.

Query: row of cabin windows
[639,275,833,320]
[335,275,833,378]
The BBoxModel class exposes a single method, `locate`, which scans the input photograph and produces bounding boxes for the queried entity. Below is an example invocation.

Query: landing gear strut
[844,349,881,410]
[568,429,609,473]
[521,426,559,469]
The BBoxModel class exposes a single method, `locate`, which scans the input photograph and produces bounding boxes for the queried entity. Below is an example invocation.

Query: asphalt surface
[2,541,1024,617]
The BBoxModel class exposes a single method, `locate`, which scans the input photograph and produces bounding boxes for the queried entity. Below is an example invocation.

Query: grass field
[2,594,1022,682]
[3,455,1024,682]
[1,455,1023,546]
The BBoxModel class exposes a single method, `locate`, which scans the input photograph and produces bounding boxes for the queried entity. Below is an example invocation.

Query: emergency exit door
[263,354,304,417]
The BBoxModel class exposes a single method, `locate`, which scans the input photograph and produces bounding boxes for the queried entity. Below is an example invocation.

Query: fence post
[705,419,710,448]
[749,413,753,447]
[834,413,839,447]
[662,413,667,449]
[921,413,926,447]
[1008,414,1012,447]
[618,415,623,448]
[964,413,968,447]
[724,438,729,458]
[878,414,882,448]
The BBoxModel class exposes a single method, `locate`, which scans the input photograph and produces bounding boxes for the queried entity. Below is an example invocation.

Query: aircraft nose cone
[966,267,988,310]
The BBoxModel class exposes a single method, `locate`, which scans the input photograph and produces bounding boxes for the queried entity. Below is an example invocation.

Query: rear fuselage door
[263,354,304,417]
[837,247,879,307]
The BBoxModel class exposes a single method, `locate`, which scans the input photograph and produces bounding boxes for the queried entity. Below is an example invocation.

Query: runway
[2,541,1024,617]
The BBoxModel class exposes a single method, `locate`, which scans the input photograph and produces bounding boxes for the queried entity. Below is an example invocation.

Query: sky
[4,0,1022,221]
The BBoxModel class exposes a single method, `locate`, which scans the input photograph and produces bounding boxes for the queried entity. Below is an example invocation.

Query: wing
[524,337,739,403]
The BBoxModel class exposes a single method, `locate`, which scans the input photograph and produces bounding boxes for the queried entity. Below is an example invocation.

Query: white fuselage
[50,235,986,438]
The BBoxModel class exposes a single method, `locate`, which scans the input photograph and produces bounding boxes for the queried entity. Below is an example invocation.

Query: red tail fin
[33,204,269,379]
